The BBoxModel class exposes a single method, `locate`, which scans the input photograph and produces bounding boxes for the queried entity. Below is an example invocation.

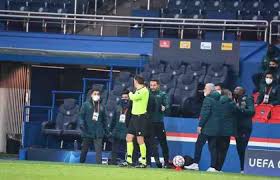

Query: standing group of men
[185,83,255,173]
[79,76,170,168]
[78,75,254,172]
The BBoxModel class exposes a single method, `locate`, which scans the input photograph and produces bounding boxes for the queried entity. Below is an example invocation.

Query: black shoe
[156,162,163,168]
[163,163,172,169]
[135,163,147,168]
[119,161,133,167]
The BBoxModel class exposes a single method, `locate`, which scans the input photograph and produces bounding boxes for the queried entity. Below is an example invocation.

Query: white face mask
[265,78,273,85]
[204,92,208,97]
[217,90,222,95]
[91,95,100,102]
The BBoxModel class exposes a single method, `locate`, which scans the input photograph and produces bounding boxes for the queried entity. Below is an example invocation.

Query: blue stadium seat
[185,62,206,84]
[176,74,198,99]
[224,0,243,19]
[264,0,280,14]
[171,74,198,116]
[204,10,237,40]
[6,0,29,11]
[108,85,123,104]
[42,98,79,147]
[186,0,205,11]
[162,9,184,38]
[152,72,176,93]
[139,71,152,84]
[29,0,48,12]
[143,60,165,76]
[114,71,132,89]
[163,60,185,77]
[243,0,264,14]
[204,64,228,85]
[167,0,187,11]
[264,10,280,21]
[163,9,184,18]
[241,13,264,20]
[205,0,224,11]
[183,9,204,19]
[130,9,160,38]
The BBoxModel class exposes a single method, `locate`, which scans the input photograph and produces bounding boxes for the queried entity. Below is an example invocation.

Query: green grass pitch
[0,160,277,180]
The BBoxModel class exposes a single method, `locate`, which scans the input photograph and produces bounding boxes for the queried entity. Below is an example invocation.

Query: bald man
[233,86,255,173]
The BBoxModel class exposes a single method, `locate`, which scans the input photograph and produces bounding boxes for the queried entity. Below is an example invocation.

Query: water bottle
[74,140,78,151]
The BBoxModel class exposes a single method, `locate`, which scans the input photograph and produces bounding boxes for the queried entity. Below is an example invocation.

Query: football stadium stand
[0,0,280,178]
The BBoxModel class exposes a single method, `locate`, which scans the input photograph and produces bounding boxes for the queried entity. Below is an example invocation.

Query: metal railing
[0,10,269,41]
[269,20,280,44]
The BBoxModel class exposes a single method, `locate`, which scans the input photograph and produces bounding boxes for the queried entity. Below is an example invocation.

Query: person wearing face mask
[252,59,280,91]
[147,79,170,168]
[233,86,255,173]
[79,88,106,164]
[215,89,237,171]
[257,72,280,105]
[110,90,132,165]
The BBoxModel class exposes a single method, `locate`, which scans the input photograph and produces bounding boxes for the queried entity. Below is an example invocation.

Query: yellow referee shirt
[129,86,149,115]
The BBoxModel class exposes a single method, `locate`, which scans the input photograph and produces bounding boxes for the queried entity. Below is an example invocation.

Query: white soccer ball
[173,155,185,167]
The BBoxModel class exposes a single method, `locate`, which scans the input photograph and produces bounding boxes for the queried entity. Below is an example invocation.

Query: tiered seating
[5,0,89,14]
[5,0,89,32]
[251,45,280,124]
[161,0,275,39]
[41,98,80,148]
[162,0,276,21]
[204,63,228,85]
[152,72,176,94]
[140,60,230,117]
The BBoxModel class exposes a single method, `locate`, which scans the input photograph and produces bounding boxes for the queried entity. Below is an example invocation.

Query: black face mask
[120,99,129,108]
[269,66,277,71]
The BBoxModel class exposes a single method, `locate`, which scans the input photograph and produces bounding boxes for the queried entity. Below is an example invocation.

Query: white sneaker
[184,163,199,170]
[240,171,244,174]
[207,167,219,172]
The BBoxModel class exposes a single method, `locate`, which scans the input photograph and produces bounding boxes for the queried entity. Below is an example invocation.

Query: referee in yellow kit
[120,75,149,168]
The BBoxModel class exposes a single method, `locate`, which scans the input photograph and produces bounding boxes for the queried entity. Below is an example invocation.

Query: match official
[120,75,149,168]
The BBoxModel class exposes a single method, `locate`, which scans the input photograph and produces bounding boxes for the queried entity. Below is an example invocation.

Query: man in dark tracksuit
[185,83,224,170]
[110,90,131,165]
[79,88,106,164]
[198,83,223,172]
[216,89,237,171]
[233,86,255,173]
[257,72,280,105]
[148,79,170,168]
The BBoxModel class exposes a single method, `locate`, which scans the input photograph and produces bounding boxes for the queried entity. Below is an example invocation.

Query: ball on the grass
[172,155,185,167]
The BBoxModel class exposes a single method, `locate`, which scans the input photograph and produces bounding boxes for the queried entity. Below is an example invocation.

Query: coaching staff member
[198,83,222,172]
[79,88,106,164]
[120,75,149,168]
[149,79,170,168]
[233,86,255,173]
